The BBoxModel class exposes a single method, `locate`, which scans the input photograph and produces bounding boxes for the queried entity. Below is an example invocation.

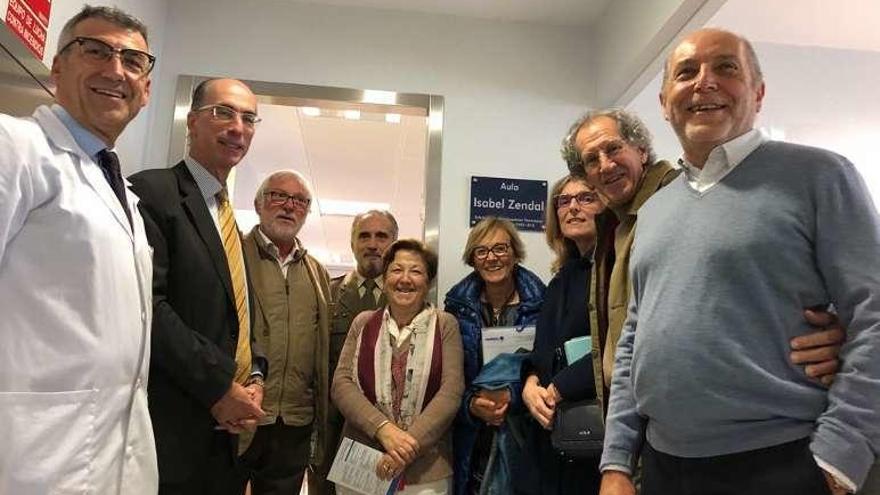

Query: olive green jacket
[241,227,331,462]
[590,161,679,413]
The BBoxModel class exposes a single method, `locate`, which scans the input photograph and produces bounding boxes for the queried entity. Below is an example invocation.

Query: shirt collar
[353,270,384,290]
[184,155,224,200]
[256,227,303,263]
[675,129,767,188]
[50,104,108,159]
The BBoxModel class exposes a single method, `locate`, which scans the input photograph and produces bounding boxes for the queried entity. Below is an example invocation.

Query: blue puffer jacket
[444,265,546,495]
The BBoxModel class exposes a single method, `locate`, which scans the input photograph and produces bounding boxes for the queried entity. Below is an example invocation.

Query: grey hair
[350,210,400,244]
[254,170,314,206]
[561,108,656,177]
[58,5,149,52]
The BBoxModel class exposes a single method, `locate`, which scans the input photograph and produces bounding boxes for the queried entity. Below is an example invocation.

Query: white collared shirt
[256,228,303,277]
[675,129,767,194]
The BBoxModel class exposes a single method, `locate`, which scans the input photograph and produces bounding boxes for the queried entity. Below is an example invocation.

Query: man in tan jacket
[238,170,331,495]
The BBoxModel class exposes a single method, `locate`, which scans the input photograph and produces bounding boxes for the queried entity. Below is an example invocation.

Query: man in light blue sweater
[599,29,880,495]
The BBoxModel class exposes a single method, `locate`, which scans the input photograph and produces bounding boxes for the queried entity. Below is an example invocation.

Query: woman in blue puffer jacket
[444,217,546,495]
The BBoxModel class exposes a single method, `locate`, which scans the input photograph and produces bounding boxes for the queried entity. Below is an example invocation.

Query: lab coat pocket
[0,389,98,494]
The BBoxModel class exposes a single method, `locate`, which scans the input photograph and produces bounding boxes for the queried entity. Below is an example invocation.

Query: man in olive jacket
[238,170,331,495]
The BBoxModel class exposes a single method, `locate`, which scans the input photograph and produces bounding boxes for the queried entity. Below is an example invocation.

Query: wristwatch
[245,375,265,388]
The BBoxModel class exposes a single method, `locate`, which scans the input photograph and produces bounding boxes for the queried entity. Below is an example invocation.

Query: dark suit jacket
[129,161,267,483]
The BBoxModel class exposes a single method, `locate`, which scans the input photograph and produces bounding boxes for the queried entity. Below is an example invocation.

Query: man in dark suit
[130,78,267,494]
[309,209,398,494]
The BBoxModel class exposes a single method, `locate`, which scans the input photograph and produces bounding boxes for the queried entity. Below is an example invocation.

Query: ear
[141,77,152,108]
[754,81,766,113]
[50,55,62,83]
[659,90,671,122]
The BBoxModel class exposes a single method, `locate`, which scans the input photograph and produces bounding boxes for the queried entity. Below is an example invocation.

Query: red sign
[5,0,51,60]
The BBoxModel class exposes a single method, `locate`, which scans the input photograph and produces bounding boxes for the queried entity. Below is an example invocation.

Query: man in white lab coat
[0,6,158,494]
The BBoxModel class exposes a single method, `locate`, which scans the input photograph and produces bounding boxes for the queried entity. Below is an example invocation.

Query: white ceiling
[293,0,613,27]
[709,0,880,53]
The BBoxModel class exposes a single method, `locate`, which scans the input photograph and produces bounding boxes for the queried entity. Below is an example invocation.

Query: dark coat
[129,162,267,485]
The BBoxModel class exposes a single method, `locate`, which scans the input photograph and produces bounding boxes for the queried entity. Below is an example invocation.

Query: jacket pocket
[0,389,98,494]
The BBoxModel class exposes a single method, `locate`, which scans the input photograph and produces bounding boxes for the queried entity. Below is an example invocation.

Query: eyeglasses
[554,191,599,209]
[59,37,155,77]
[193,104,262,127]
[473,243,510,260]
[263,190,311,209]
[580,139,629,169]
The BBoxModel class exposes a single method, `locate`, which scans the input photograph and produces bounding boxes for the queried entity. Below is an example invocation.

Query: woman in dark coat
[522,175,605,494]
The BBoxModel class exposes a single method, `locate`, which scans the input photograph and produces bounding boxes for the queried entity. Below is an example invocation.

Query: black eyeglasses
[60,37,155,77]
[263,190,311,209]
[554,191,599,209]
[580,139,629,169]
[473,243,510,260]
[193,104,262,127]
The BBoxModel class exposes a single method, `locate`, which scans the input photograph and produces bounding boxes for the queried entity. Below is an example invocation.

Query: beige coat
[242,228,331,462]
[332,309,464,484]
[590,161,678,411]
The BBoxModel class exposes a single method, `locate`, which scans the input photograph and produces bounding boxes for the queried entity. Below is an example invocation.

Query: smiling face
[255,174,310,250]
[187,79,257,180]
[574,116,649,209]
[472,228,516,288]
[557,178,603,254]
[660,29,765,166]
[51,17,151,145]
[384,249,429,316]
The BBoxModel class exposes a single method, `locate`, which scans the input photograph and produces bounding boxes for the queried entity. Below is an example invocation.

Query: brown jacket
[331,309,464,484]
[242,227,331,462]
[590,161,679,412]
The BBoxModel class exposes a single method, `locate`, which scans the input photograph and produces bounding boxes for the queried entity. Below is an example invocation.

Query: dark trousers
[641,437,832,495]
[159,430,240,495]
[238,419,312,495]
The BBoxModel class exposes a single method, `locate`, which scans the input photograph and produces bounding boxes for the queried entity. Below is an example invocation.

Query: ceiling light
[301,107,320,117]
[343,110,361,120]
[363,89,397,105]
[385,113,401,124]
[319,199,391,217]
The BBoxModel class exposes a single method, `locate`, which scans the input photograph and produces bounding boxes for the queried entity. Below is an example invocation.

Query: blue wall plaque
[469,176,547,232]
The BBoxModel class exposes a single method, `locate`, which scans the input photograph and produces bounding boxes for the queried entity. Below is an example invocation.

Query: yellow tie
[217,188,252,384]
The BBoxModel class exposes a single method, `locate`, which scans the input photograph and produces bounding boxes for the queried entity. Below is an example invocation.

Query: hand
[210,382,264,433]
[599,470,636,495]
[821,469,849,495]
[470,395,509,426]
[523,375,556,429]
[245,382,264,408]
[375,453,405,481]
[375,422,420,466]
[790,308,845,386]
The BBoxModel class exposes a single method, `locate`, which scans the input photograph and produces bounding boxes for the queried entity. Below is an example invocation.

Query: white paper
[481,325,536,363]
[327,437,396,495]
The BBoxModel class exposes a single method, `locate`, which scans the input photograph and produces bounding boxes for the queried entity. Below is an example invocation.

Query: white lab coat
[0,106,157,494]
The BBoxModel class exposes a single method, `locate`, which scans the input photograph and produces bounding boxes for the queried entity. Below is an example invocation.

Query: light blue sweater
[600,141,880,488]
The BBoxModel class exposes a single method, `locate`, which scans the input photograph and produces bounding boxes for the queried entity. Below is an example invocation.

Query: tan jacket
[331,310,464,484]
[590,161,679,412]
[242,227,331,462]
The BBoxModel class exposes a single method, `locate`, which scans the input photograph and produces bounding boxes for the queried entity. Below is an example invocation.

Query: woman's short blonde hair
[462,217,525,267]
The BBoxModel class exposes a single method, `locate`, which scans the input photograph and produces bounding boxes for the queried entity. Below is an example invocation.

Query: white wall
[144,0,597,297]
[1,0,169,175]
